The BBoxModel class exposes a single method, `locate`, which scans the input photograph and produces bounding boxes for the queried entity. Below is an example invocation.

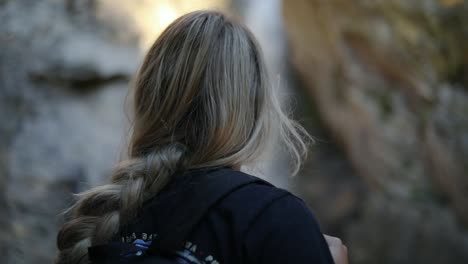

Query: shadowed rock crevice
[30,70,130,92]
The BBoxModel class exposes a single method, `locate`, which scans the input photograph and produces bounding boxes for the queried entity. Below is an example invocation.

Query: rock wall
[0,0,138,262]
[283,0,468,263]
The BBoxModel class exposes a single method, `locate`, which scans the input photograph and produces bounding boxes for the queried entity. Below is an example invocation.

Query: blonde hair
[56,10,311,263]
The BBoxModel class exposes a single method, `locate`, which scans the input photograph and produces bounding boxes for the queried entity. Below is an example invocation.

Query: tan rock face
[284,0,467,221]
[283,0,468,263]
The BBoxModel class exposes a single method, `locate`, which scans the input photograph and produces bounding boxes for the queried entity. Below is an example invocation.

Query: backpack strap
[147,167,272,256]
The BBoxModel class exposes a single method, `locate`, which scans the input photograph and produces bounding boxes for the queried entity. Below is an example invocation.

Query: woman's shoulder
[217,168,294,208]
[212,168,317,232]
[209,169,333,263]
[224,169,333,263]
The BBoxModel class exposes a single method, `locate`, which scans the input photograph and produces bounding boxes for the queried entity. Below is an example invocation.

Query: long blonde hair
[56,10,311,263]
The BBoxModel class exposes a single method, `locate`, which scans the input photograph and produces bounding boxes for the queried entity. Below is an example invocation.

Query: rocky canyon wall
[283,0,468,263]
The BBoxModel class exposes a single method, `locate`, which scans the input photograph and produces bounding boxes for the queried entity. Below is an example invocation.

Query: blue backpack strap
[89,241,177,264]
[147,167,272,257]
[88,242,140,263]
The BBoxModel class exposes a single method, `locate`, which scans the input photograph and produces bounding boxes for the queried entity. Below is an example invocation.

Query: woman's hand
[324,235,348,264]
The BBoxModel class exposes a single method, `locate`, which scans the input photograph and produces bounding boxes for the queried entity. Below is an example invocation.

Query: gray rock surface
[0,0,139,262]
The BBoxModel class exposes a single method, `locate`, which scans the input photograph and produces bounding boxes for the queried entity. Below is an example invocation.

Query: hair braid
[56,143,187,263]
